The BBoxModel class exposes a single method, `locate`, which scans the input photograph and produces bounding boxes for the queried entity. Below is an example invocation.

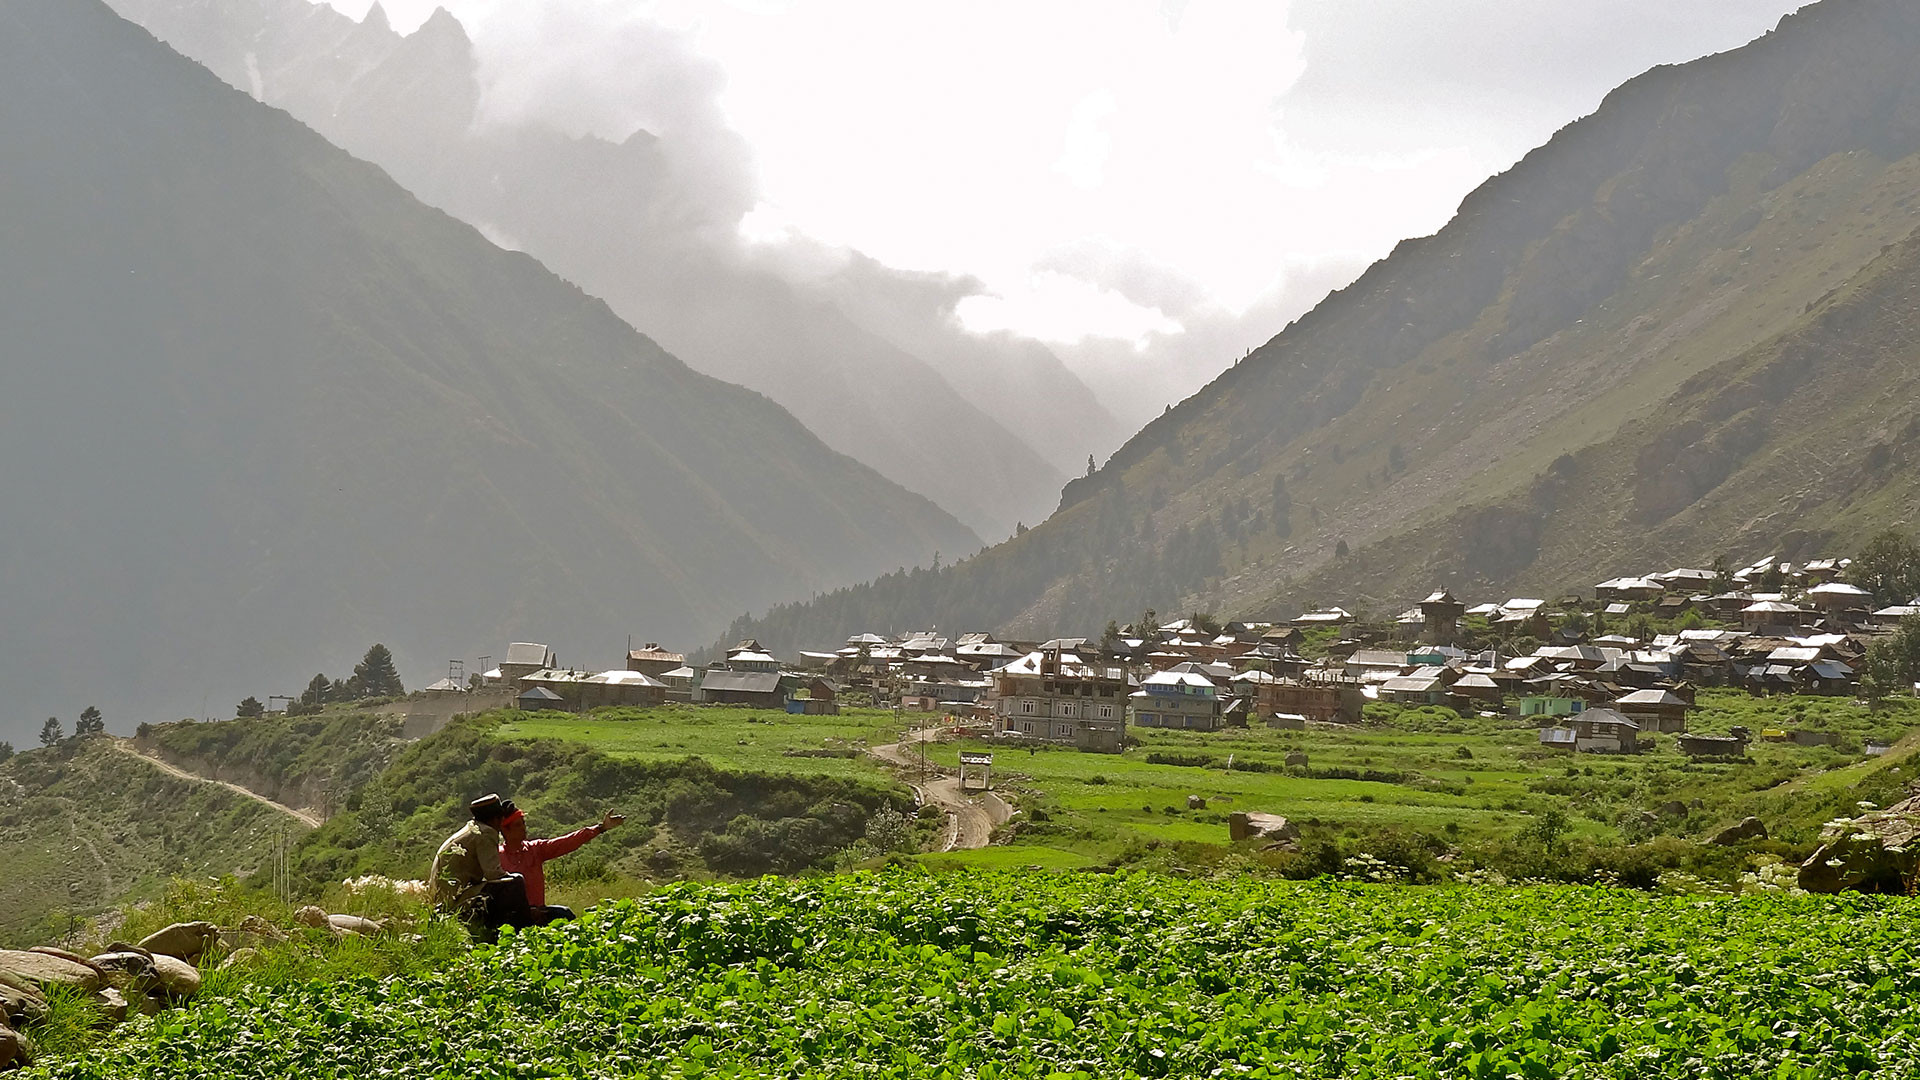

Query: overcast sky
[325,0,1805,384]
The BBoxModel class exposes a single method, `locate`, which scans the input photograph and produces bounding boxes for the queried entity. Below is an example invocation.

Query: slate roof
[505,642,551,666]
[700,671,786,694]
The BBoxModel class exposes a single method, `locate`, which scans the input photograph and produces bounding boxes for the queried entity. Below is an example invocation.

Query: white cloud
[318,0,1803,363]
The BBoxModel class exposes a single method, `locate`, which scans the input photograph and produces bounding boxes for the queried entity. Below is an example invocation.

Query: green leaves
[31,876,1920,1079]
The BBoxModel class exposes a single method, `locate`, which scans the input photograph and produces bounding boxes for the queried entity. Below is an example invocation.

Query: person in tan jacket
[429,793,529,936]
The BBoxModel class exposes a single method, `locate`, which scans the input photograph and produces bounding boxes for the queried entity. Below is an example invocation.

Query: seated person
[499,806,624,923]
[429,793,534,938]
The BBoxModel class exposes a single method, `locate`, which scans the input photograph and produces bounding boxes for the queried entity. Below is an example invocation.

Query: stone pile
[1798,796,1920,892]
[0,910,383,1070]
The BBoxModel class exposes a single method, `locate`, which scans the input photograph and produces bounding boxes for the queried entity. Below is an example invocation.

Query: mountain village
[425,553,1920,758]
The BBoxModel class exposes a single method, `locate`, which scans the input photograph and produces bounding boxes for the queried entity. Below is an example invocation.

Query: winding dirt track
[868,728,1011,852]
[111,738,322,828]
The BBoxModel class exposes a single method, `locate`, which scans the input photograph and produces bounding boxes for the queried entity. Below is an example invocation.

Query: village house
[694,669,795,709]
[1254,677,1365,724]
[491,642,554,686]
[625,643,685,678]
[1678,728,1751,757]
[578,669,669,709]
[1345,649,1409,680]
[787,679,840,715]
[990,645,1129,753]
[1539,707,1640,753]
[1293,607,1353,627]
[1741,600,1809,632]
[1805,582,1872,624]
[516,685,565,710]
[722,640,782,673]
[1131,667,1226,730]
[1420,590,1467,645]
[1613,688,1690,732]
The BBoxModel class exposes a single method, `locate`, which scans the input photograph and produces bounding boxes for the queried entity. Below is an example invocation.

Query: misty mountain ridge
[105,0,1124,540]
[722,0,1920,650]
[0,0,980,746]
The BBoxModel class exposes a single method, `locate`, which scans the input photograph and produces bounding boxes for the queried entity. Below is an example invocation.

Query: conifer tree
[74,706,104,737]
[39,717,62,746]
[300,673,332,707]
[353,643,404,698]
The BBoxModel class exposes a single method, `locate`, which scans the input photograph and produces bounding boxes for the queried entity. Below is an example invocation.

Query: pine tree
[74,706,104,737]
[236,696,264,718]
[300,673,332,707]
[353,643,404,698]
[0,741,12,765]
[39,717,62,746]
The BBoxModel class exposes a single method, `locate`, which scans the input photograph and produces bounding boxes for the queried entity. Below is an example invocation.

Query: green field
[912,695,1914,859]
[35,873,1920,1079]
[496,705,906,780]
[493,695,1919,874]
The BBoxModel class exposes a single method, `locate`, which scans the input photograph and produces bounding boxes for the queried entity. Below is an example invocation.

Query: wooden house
[1614,688,1689,733]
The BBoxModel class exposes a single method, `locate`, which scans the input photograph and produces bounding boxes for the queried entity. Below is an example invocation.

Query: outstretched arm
[524,814,624,861]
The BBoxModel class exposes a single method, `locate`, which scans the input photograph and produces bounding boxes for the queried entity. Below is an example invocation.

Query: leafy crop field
[37,873,1920,1079]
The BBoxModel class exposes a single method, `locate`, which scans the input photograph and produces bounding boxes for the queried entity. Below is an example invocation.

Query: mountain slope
[0,0,977,744]
[104,0,1114,539]
[720,0,1920,649]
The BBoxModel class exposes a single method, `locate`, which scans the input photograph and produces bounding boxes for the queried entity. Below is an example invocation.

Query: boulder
[1799,796,1920,893]
[88,950,158,994]
[0,950,104,994]
[27,947,102,977]
[93,987,129,1026]
[295,910,383,937]
[137,922,220,962]
[0,971,47,1028]
[1657,800,1688,818]
[1284,751,1309,767]
[146,954,200,1000]
[327,914,384,937]
[1228,812,1301,845]
[1186,795,1207,810]
[1710,817,1769,845]
[218,948,259,971]
[221,915,289,952]
[1,1021,31,1070]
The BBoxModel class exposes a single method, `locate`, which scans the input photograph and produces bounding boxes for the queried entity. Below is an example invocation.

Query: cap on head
[469,793,515,823]
[502,808,526,830]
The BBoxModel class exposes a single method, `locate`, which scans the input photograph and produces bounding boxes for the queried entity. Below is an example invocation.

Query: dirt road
[112,739,322,828]
[869,728,1010,852]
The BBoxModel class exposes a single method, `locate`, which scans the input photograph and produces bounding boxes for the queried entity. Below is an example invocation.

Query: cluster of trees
[1863,620,1920,704]
[1851,530,1920,607]
[238,644,405,718]
[35,705,105,746]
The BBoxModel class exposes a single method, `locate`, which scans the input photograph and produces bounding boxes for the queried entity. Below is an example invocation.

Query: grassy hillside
[0,706,919,942]
[0,739,294,946]
[136,712,404,815]
[288,711,913,885]
[721,0,1920,647]
[0,0,978,748]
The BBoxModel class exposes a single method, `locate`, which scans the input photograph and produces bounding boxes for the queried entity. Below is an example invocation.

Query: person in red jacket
[498,807,625,923]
